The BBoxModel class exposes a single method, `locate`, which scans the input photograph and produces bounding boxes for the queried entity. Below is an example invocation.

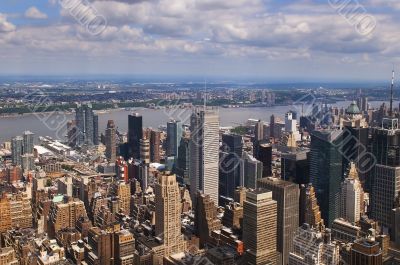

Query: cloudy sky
[0,0,399,82]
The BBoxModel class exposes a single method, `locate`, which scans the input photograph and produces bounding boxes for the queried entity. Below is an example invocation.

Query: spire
[390,66,395,117]
[204,79,207,109]
[347,162,359,180]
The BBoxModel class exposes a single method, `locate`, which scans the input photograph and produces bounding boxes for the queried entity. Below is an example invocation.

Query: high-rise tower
[105,120,116,162]
[242,189,278,265]
[155,173,187,256]
[128,113,143,159]
[189,107,219,204]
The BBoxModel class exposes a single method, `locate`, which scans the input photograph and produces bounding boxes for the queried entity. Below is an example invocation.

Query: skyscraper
[340,162,364,223]
[22,130,34,154]
[93,114,99,145]
[281,149,310,184]
[75,105,85,146]
[310,130,343,227]
[370,118,400,232]
[128,113,143,159]
[241,152,263,189]
[219,134,242,204]
[75,104,98,146]
[150,130,161,163]
[258,177,300,265]
[189,108,219,204]
[11,136,23,166]
[254,140,272,177]
[166,120,182,158]
[176,137,189,184]
[84,104,94,145]
[155,173,187,256]
[140,138,150,165]
[254,120,264,142]
[270,114,275,139]
[105,120,117,162]
[242,189,278,265]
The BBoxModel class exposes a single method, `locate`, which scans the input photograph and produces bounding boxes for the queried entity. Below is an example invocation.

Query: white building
[340,162,364,223]
[189,107,220,204]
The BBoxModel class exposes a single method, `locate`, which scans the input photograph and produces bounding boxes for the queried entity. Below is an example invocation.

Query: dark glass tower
[370,118,400,232]
[128,113,143,159]
[254,140,272,177]
[219,134,243,205]
[310,130,343,227]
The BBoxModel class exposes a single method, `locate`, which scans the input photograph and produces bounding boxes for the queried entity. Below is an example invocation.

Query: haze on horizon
[0,0,399,82]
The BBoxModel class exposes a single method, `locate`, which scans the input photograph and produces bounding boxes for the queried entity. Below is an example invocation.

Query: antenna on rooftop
[390,65,395,117]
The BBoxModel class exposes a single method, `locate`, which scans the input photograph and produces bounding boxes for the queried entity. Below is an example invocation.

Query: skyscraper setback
[189,107,220,204]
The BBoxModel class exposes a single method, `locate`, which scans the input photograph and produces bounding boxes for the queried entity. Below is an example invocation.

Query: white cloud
[0,14,16,32]
[25,7,48,19]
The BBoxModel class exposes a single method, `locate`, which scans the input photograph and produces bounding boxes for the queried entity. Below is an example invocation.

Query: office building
[84,104,94,144]
[105,120,117,162]
[140,138,150,165]
[150,130,161,163]
[21,153,34,172]
[22,130,34,154]
[48,196,88,237]
[254,120,264,142]
[114,230,135,265]
[310,130,343,227]
[241,152,263,189]
[195,193,222,248]
[0,194,11,233]
[270,115,275,139]
[86,227,114,265]
[75,105,85,146]
[340,162,364,223]
[189,108,220,204]
[288,224,340,265]
[176,137,189,184]
[166,120,182,158]
[258,177,299,265]
[75,104,99,146]
[11,136,23,166]
[155,173,187,256]
[370,118,400,232]
[219,134,242,204]
[242,189,278,265]
[128,113,143,159]
[254,140,272,177]
[281,149,310,184]
[351,231,383,265]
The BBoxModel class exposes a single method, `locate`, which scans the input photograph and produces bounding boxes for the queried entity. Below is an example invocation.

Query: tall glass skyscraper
[310,130,343,227]
[166,120,182,158]
[22,131,34,154]
[128,113,143,159]
[74,104,98,146]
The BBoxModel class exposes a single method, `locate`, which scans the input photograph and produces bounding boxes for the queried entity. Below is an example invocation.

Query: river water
[0,100,396,144]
